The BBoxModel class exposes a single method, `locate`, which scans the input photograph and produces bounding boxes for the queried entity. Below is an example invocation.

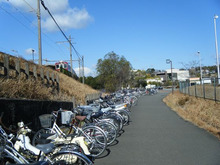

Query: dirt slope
[0,52,99,104]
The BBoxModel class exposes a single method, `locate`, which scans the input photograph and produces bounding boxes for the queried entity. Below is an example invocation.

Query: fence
[179,78,220,101]
[0,53,59,91]
[85,93,101,104]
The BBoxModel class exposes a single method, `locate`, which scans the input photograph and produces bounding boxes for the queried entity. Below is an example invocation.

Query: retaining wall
[0,98,73,131]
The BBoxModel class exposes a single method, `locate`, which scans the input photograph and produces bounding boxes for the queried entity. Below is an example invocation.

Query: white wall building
[146,78,163,83]
[166,69,190,81]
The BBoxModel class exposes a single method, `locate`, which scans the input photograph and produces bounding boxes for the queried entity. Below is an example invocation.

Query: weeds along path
[163,91,220,139]
[95,90,220,165]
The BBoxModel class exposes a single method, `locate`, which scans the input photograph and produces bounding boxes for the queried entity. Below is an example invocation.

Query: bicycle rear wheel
[32,128,52,146]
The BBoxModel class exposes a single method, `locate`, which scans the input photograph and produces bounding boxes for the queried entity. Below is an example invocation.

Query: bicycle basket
[39,114,53,128]
[61,111,73,125]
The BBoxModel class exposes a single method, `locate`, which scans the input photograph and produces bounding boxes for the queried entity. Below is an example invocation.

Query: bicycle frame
[50,110,98,144]
[0,126,30,164]
[2,143,30,164]
[66,115,107,145]
[42,111,91,155]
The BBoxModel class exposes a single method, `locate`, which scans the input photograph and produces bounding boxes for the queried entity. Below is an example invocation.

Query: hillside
[163,91,220,139]
[0,52,99,104]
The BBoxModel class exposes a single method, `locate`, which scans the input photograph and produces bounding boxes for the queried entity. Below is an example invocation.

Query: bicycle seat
[36,143,55,154]
[34,138,52,145]
[75,116,87,121]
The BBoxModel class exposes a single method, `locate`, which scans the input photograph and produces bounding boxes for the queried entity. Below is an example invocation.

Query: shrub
[178,96,189,106]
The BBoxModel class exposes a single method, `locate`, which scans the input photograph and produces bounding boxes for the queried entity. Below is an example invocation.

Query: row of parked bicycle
[0,88,146,164]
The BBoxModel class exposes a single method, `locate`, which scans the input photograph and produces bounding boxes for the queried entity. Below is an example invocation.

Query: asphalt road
[95,91,220,165]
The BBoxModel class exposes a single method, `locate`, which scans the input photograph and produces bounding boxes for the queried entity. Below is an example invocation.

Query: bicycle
[64,109,117,146]
[32,109,107,158]
[0,112,93,165]
[14,121,93,165]
[0,125,30,164]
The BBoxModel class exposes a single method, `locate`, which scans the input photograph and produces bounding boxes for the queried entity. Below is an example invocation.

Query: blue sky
[0,0,220,76]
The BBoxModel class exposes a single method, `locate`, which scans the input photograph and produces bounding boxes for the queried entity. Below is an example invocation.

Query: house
[188,77,200,85]
[155,71,167,82]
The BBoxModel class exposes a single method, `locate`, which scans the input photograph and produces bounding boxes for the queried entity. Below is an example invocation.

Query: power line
[0,5,36,35]
[9,1,35,25]
[1,1,82,68]
[13,1,70,61]
[0,3,65,60]
[40,0,82,60]
[21,0,37,14]
[19,0,68,58]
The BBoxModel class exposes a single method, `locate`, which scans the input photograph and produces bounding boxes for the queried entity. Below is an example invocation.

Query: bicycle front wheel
[95,121,117,145]
[51,151,93,165]
[117,110,130,126]
[80,125,107,157]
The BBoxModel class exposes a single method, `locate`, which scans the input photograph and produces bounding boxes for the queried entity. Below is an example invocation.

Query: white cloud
[2,0,37,12]
[41,8,93,32]
[42,0,68,14]
[1,0,93,32]
[2,0,68,14]
[74,67,97,77]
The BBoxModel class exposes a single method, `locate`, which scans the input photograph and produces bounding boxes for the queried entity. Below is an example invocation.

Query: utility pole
[78,58,81,78]
[69,35,73,75]
[82,56,84,84]
[56,35,75,74]
[37,0,42,65]
[56,37,83,81]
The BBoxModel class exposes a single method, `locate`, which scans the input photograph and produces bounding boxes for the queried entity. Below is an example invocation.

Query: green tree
[96,51,132,92]
[80,76,104,89]
[134,77,147,88]
[146,68,155,77]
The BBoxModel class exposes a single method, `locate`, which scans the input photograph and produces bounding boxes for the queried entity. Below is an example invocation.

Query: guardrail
[0,52,59,91]
[179,78,220,102]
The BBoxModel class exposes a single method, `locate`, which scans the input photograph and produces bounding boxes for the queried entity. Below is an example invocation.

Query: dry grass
[0,78,53,100]
[0,52,99,104]
[163,91,220,139]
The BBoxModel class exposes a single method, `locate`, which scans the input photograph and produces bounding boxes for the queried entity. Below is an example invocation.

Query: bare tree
[180,60,199,77]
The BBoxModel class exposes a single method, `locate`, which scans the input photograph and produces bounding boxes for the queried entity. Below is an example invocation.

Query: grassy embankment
[0,52,99,104]
[163,90,220,139]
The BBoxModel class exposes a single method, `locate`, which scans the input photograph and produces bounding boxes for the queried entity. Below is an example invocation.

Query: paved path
[95,91,220,165]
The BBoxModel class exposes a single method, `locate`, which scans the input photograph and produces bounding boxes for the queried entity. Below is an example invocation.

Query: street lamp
[214,14,220,84]
[166,59,174,94]
[32,49,35,62]
[197,51,202,81]
[11,50,18,57]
